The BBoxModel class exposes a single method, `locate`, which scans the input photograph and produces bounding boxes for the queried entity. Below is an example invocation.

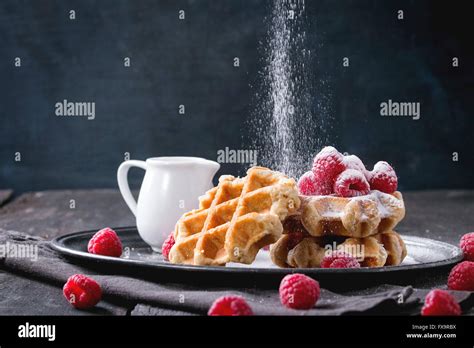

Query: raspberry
[297,171,332,196]
[312,146,346,188]
[343,155,366,172]
[279,273,320,309]
[298,171,318,195]
[421,289,461,316]
[63,274,102,309]
[328,257,361,268]
[208,295,253,316]
[162,232,175,261]
[343,155,370,179]
[460,233,474,261]
[87,227,122,257]
[333,169,370,197]
[448,261,474,291]
[321,251,361,268]
[369,161,398,193]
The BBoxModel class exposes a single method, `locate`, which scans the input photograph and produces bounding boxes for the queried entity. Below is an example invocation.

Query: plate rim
[50,226,464,275]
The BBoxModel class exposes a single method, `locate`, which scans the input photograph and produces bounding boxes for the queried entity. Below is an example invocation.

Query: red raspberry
[321,251,361,268]
[328,257,361,268]
[208,295,253,316]
[333,169,370,197]
[87,227,122,257]
[369,161,398,193]
[343,155,370,179]
[312,146,346,188]
[279,273,320,309]
[460,233,474,261]
[448,261,474,291]
[297,171,332,196]
[63,274,102,309]
[162,232,175,261]
[298,171,318,195]
[421,289,461,316]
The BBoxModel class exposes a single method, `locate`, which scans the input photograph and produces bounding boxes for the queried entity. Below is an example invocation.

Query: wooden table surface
[0,189,473,315]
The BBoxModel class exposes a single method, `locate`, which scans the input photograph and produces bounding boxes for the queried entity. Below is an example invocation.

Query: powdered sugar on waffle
[301,190,404,220]
[352,190,404,220]
[269,179,300,220]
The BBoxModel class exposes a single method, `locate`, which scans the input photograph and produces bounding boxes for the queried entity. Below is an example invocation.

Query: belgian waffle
[270,215,407,268]
[300,191,405,238]
[169,167,300,266]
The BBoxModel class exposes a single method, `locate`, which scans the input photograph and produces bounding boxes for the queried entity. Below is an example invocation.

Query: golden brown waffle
[300,191,405,238]
[270,230,406,268]
[169,167,300,266]
[270,214,406,268]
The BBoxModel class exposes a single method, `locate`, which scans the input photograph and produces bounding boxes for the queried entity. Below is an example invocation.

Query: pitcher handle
[117,160,147,216]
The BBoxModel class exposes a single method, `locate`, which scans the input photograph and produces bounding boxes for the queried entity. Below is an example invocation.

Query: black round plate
[51,227,463,289]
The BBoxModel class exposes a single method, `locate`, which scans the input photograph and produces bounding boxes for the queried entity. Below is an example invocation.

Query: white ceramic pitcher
[117,157,220,251]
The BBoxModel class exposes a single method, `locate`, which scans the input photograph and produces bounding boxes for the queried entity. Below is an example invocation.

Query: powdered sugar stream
[247,0,332,179]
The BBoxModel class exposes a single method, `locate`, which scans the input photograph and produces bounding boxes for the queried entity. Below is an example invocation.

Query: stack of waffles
[270,190,407,268]
[168,167,300,266]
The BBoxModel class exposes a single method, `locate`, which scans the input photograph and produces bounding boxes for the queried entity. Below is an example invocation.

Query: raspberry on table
[297,171,332,196]
[279,273,320,310]
[448,261,474,291]
[162,232,175,261]
[87,227,122,257]
[368,161,398,193]
[333,169,370,197]
[312,146,346,188]
[208,295,253,316]
[460,232,474,261]
[63,274,102,309]
[321,251,361,268]
[421,289,461,316]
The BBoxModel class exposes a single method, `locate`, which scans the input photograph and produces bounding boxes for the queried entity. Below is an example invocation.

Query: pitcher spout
[145,156,220,189]
[194,158,220,184]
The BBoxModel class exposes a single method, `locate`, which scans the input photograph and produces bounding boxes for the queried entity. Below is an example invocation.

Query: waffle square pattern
[169,167,300,266]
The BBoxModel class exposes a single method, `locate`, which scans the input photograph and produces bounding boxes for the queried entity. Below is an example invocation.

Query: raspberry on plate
[321,251,361,269]
[369,161,398,193]
[333,169,370,197]
[460,232,474,261]
[297,171,332,196]
[63,274,102,309]
[421,289,461,316]
[208,295,253,316]
[298,171,318,195]
[87,227,123,257]
[312,146,346,187]
[279,273,320,310]
[162,232,175,261]
[448,261,474,291]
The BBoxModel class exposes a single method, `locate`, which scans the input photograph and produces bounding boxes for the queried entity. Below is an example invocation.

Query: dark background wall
[0,0,472,194]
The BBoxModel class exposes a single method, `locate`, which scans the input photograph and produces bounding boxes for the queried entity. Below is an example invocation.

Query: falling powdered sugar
[246,0,332,179]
